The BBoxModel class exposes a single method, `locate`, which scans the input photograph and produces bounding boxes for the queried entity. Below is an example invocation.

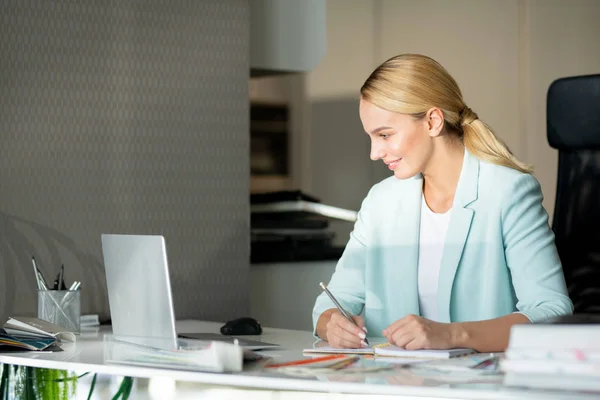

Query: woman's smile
[386,158,402,170]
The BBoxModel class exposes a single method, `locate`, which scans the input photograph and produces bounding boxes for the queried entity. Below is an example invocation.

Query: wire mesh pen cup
[37,290,81,333]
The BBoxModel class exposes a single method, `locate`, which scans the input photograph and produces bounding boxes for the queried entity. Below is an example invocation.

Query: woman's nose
[370,143,385,161]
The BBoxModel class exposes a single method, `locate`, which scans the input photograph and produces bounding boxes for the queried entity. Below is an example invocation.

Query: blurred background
[250,0,600,246]
[1,0,599,332]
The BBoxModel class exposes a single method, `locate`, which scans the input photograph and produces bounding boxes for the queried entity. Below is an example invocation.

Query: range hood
[250,0,326,77]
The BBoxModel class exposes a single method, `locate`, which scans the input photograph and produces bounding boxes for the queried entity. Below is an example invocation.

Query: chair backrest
[547,74,600,314]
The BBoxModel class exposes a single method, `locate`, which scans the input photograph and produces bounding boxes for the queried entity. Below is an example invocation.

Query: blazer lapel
[437,150,479,322]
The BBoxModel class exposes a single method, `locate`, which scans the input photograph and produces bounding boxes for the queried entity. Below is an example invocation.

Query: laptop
[101,233,279,351]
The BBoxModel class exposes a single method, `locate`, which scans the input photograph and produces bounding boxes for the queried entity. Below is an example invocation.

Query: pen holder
[37,290,81,333]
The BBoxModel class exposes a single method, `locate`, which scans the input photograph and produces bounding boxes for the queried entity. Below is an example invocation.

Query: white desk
[0,320,597,399]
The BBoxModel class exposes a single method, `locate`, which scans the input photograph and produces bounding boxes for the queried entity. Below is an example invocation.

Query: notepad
[304,342,476,359]
[373,343,476,359]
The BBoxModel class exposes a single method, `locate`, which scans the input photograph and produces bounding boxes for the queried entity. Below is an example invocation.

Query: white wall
[307,0,378,100]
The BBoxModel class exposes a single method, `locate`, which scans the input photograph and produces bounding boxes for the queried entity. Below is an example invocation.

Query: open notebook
[304,341,475,359]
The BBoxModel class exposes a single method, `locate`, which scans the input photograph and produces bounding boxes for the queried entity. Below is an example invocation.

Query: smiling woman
[312,54,573,353]
[360,54,532,181]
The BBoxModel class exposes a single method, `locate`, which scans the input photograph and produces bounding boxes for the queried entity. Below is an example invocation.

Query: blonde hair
[360,54,533,174]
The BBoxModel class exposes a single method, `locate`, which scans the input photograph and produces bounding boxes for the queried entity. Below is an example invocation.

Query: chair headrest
[547,74,600,150]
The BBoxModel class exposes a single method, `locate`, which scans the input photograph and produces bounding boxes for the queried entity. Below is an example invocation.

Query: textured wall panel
[0,0,249,323]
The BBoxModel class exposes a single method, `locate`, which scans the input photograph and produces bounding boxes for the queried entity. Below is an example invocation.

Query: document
[4,317,76,343]
[0,329,57,351]
[104,334,246,373]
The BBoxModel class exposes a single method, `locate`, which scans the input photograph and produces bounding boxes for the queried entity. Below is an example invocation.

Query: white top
[418,196,452,322]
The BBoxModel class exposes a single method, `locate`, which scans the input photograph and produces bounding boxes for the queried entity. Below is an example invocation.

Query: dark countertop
[250,245,344,264]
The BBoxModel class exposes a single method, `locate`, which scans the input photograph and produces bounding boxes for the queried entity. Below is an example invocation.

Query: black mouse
[220,317,263,335]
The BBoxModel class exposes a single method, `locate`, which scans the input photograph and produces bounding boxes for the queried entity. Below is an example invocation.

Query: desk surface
[0,320,596,399]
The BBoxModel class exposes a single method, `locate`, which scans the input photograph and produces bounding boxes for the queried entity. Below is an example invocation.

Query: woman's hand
[317,309,368,348]
[383,314,457,350]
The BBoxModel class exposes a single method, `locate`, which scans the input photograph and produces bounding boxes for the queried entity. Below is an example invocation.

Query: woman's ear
[426,108,445,137]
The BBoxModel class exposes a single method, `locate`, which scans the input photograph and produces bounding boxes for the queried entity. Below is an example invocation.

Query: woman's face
[359,99,436,180]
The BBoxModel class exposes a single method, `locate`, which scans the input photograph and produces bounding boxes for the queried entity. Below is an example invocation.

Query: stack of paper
[103,335,246,373]
[0,329,57,351]
[0,317,76,351]
[502,323,600,391]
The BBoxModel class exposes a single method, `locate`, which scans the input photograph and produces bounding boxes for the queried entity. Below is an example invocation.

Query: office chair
[547,74,600,314]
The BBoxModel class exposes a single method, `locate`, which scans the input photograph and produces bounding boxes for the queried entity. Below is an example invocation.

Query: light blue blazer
[313,150,573,336]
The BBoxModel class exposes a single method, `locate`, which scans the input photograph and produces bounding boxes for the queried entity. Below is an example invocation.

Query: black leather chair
[547,74,600,314]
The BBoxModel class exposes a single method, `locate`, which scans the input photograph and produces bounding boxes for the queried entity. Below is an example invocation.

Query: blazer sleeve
[502,174,574,322]
[311,188,374,335]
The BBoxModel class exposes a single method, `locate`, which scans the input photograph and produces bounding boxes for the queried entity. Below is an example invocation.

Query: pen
[265,354,348,368]
[59,264,66,290]
[32,258,43,290]
[470,353,500,370]
[32,256,49,290]
[59,281,81,309]
[53,272,60,290]
[319,282,369,345]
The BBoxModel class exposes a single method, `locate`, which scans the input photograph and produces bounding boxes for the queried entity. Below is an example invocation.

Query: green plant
[33,368,77,399]
[0,365,76,400]
[111,377,133,400]
[0,364,10,400]
[0,364,133,400]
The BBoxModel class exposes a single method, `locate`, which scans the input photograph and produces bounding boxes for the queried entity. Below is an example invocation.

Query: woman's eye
[379,134,389,139]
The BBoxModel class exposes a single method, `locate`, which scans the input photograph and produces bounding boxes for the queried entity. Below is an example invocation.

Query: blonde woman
[313,54,573,352]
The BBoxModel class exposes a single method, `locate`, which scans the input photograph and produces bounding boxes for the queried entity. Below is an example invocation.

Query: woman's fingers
[327,312,367,348]
[383,314,417,338]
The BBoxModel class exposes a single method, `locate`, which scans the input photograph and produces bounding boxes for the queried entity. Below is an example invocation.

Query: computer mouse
[220,317,263,336]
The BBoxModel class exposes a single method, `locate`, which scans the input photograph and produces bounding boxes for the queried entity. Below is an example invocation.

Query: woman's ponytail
[460,107,533,174]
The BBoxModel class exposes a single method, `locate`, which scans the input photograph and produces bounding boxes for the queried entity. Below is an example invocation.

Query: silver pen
[32,257,42,290]
[32,256,49,290]
[320,282,369,345]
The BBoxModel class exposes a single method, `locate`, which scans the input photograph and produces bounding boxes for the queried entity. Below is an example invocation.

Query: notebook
[304,342,476,359]
[4,317,76,344]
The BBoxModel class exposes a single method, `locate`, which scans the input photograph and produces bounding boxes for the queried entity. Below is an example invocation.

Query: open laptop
[101,233,279,351]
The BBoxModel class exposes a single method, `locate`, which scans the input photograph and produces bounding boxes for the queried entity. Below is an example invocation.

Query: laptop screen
[101,234,178,349]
